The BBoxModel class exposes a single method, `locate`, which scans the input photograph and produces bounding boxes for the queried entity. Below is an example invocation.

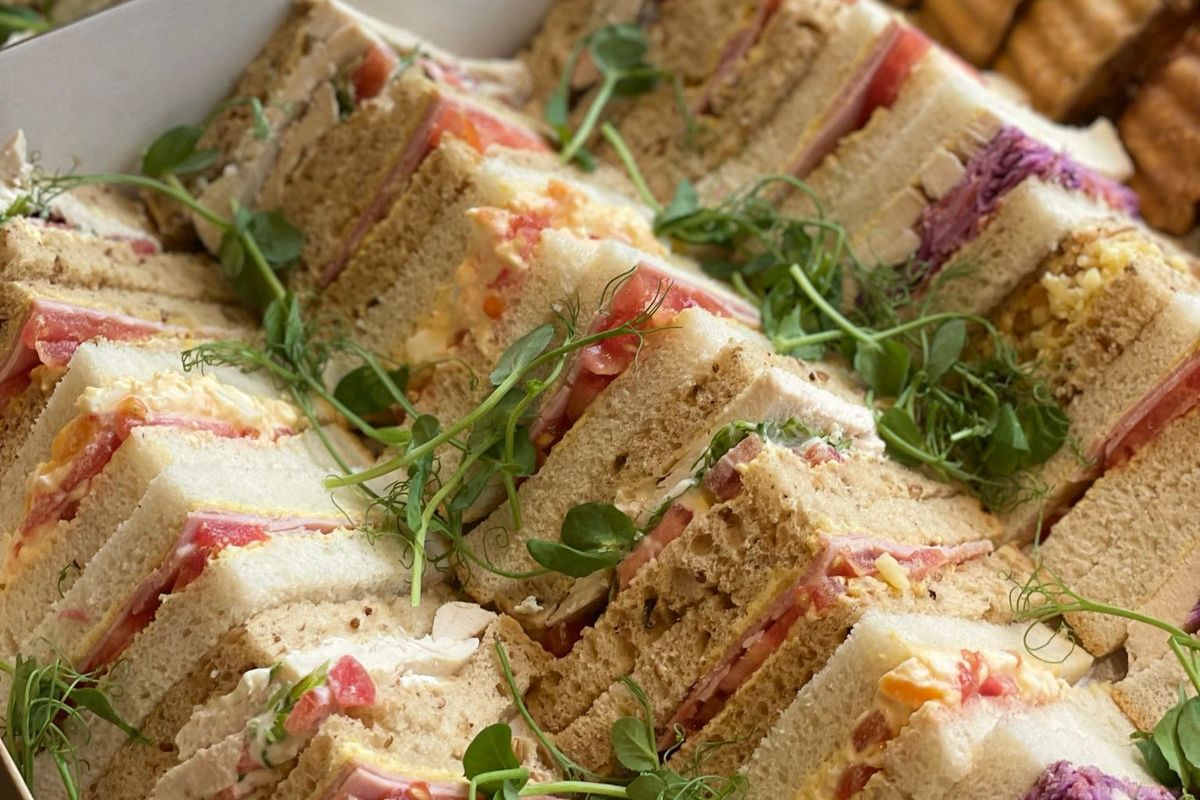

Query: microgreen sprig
[0,655,144,800]
[464,643,748,800]
[604,124,1067,510]
[546,25,677,168]
[324,282,672,605]
[0,4,49,45]
[1012,565,1200,795]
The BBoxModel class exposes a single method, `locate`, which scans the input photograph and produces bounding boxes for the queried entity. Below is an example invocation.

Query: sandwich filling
[74,511,339,674]
[403,176,661,365]
[693,0,785,115]
[530,266,759,454]
[153,602,497,800]
[914,126,1139,279]
[658,535,994,749]
[785,24,930,178]
[320,764,471,800]
[320,88,548,286]
[0,299,170,403]
[819,647,1067,799]
[6,373,297,571]
[1022,760,1175,800]
[541,419,874,655]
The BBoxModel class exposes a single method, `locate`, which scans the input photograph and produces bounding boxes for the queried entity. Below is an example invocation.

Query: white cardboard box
[0,1,549,795]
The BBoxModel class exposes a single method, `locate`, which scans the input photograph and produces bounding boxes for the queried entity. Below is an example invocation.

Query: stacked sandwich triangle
[0,1,1196,799]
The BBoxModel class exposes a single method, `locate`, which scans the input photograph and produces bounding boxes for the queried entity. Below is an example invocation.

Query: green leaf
[262,297,288,351]
[219,232,245,279]
[627,773,667,800]
[1178,697,1200,771]
[372,426,413,445]
[69,688,144,741]
[1154,696,1188,782]
[654,180,699,233]
[463,722,520,779]
[544,86,569,130]
[1018,402,1069,466]
[588,24,650,74]
[250,97,271,140]
[612,716,659,772]
[333,364,409,418]
[526,539,621,578]
[925,319,966,383]
[877,405,924,467]
[982,403,1031,477]
[247,210,304,267]
[141,125,205,178]
[447,465,494,512]
[490,324,555,386]
[854,339,910,398]
[560,501,637,552]
[1136,736,1179,787]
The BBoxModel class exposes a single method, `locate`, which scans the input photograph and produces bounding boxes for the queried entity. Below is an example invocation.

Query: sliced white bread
[945,685,1163,799]
[18,428,371,669]
[0,340,297,546]
[27,528,415,800]
[0,425,363,657]
[741,610,1089,800]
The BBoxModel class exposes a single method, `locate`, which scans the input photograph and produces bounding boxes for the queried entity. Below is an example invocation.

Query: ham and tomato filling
[0,299,167,403]
[321,767,472,800]
[320,92,548,286]
[6,373,297,570]
[827,648,1067,799]
[75,511,337,674]
[529,265,759,454]
[785,24,930,179]
[658,535,994,748]
[403,178,662,365]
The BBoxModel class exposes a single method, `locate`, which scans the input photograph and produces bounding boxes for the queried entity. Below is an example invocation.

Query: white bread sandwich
[322,135,658,334]
[938,686,1171,800]
[8,424,370,667]
[461,328,877,648]
[1038,404,1200,658]
[0,424,365,658]
[23,527,415,800]
[742,617,1168,800]
[991,225,1200,540]
[141,602,548,800]
[787,45,1133,245]
[525,442,1009,774]
[0,280,252,474]
[0,340,302,583]
[739,610,1092,800]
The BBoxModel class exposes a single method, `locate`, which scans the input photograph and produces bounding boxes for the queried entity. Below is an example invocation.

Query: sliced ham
[10,408,280,565]
[77,511,337,673]
[0,299,167,401]
[319,94,547,286]
[1101,349,1200,470]
[658,535,993,747]
[702,434,765,502]
[529,263,758,453]
[784,22,906,179]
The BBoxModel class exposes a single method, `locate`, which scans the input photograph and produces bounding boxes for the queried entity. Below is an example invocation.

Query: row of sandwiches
[0,0,1198,798]
[884,0,1200,236]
